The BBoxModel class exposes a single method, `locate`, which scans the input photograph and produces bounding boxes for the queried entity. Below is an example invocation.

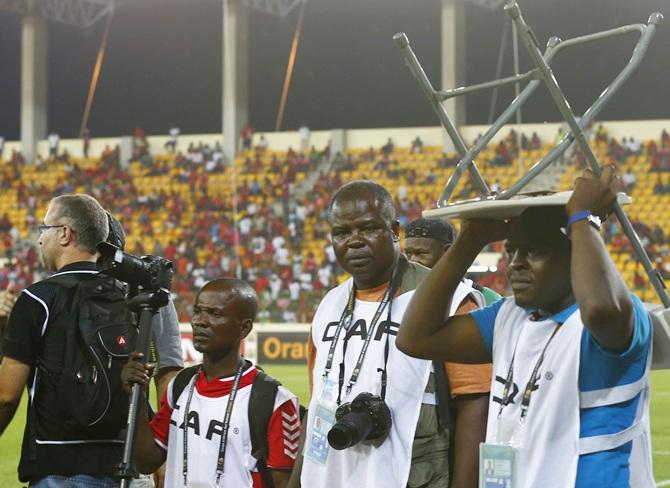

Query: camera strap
[377,256,407,401]
[328,256,408,405]
[378,297,394,402]
[181,359,246,487]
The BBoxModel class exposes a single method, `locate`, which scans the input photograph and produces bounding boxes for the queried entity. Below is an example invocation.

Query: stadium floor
[1,366,668,486]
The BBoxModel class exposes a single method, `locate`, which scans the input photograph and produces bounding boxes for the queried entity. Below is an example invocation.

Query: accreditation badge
[479,443,516,488]
[305,379,338,465]
[479,416,524,488]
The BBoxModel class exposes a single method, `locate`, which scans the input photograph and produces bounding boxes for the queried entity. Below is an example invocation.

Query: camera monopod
[116,289,170,488]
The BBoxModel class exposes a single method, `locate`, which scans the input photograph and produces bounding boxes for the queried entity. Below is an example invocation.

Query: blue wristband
[566,210,598,236]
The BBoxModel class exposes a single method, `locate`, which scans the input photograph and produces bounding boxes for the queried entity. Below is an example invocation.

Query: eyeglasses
[38,224,65,235]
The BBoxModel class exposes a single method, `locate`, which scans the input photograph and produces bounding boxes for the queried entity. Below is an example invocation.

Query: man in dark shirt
[0,194,121,487]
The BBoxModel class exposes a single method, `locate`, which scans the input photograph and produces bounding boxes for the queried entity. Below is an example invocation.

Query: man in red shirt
[122,278,300,487]
[242,126,255,151]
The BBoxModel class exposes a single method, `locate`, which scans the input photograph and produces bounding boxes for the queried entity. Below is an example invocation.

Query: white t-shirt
[275,248,290,267]
[48,133,59,148]
[299,126,310,143]
[239,218,252,235]
[272,236,286,251]
[317,267,331,288]
[288,282,301,301]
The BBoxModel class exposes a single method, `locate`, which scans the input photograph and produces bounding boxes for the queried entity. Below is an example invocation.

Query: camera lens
[96,242,173,291]
[327,411,374,450]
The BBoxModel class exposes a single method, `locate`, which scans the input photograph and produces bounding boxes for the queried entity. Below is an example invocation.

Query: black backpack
[171,363,282,487]
[45,273,137,438]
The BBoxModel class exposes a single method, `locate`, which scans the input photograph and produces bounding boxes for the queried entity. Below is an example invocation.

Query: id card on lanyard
[479,443,515,488]
[305,379,338,465]
[479,324,560,488]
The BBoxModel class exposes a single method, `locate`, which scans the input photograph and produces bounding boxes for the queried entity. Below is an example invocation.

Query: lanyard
[497,323,560,420]
[338,289,395,405]
[182,359,246,487]
[323,257,407,405]
[322,280,393,394]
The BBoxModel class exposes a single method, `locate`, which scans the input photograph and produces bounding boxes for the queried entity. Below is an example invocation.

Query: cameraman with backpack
[121,278,301,488]
[0,205,184,487]
[0,194,124,487]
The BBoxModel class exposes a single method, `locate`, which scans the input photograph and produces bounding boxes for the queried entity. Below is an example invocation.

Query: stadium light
[0,0,114,28]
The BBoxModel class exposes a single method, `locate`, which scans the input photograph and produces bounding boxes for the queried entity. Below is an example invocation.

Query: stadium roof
[0,0,114,28]
[0,0,306,28]
[465,0,506,10]
[242,0,306,17]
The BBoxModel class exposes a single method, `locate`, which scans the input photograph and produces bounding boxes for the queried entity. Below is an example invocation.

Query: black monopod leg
[117,295,161,487]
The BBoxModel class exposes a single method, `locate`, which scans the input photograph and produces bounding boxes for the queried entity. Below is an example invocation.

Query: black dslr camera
[327,392,392,450]
[96,242,173,292]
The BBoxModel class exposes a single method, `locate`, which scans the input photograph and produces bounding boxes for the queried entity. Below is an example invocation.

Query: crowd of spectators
[0,137,337,323]
[1,125,669,322]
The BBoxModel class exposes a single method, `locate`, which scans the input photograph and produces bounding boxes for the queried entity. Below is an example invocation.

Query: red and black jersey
[150,364,300,487]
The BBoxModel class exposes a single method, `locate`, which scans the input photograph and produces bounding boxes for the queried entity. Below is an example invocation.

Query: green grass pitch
[1,366,669,486]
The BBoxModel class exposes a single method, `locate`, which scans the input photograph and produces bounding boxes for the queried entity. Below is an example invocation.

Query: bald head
[198,278,258,322]
[329,180,396,226]
[192,278,258,360]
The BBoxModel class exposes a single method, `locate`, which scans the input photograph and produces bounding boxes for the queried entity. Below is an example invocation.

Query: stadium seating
[0,127,668,321]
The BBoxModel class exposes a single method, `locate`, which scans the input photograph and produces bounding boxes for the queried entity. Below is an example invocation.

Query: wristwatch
[566,210,602,236]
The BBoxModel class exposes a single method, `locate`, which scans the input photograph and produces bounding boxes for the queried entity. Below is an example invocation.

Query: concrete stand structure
[222,0,249,165]
[21,15,47,164]
[441,0,467,152]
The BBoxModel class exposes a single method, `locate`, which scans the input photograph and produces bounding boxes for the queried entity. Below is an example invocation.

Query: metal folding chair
[394,2,668,307]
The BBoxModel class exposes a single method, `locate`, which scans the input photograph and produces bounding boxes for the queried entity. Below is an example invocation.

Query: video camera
[96,241,174,292]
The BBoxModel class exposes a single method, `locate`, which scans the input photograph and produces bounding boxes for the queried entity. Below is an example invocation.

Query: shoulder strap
[433,361,454,432]
[170,365,200,405]
[249,368,281,488]
[34,273,84,381]
[29,273,81,461]
[45,273,81,289]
